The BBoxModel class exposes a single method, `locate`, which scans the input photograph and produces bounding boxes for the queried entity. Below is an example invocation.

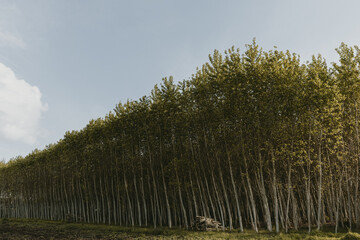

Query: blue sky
[1,0,360,161]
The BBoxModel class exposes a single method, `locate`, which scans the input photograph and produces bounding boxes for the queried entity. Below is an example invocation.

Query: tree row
[1,41,360,232]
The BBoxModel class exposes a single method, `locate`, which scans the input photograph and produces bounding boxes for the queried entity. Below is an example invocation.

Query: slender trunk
[216,153,232,231]
[257,150,272,232]
[285,163,292,232]
[307,133,312,233]
[227,150,244,232]
[243,152,258,232]
[211,168,225,230]
[196,170,210,218]
[140,163,147,226]
[335,171,344,233]
[161,162,172,228]
[290,183,299,230]
[124,174,134,226]
[271,148,279,233]
[352,102,360,228]
[317,131,322,230]
[189,174,199,217]
[346,170,352,230]
[176,168,188,229]
[133,173,141,226]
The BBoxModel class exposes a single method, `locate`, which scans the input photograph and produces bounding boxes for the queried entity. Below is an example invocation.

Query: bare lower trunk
[271,149,279,233]
[285,164,292,232]
[317,138,322,231]
[161,162,172,228]
[176,168,188,229]
[227,152,243,231]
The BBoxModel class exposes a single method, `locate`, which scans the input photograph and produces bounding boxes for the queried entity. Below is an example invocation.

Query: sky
[1,0,360,161]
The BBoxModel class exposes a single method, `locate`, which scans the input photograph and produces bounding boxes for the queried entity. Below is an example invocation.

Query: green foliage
[1,40,360,234]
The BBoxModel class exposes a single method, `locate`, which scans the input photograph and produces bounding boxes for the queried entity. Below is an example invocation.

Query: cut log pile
[191,216,224,231]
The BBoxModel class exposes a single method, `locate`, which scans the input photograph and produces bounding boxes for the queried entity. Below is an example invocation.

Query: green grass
[0,218,359,239]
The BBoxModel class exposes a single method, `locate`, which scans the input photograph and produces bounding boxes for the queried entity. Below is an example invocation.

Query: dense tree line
[1,41,360,232]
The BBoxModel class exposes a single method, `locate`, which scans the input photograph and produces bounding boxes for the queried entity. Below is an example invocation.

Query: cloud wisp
[0,63,47,145]
[0,31,26,49]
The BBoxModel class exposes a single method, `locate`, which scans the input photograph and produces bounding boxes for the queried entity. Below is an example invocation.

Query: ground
[0,218,359,239]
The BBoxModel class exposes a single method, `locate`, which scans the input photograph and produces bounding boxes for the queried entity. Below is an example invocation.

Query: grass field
[1,218,360,239]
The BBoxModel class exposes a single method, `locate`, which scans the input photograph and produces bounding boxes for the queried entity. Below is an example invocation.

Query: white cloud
[0,31,26,48]
[0,63,47,144]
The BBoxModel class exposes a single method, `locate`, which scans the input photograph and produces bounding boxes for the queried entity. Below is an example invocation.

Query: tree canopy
[1,41,360,232]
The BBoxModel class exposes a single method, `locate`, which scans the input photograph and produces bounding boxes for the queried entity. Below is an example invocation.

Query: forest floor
[0,218,359,240]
